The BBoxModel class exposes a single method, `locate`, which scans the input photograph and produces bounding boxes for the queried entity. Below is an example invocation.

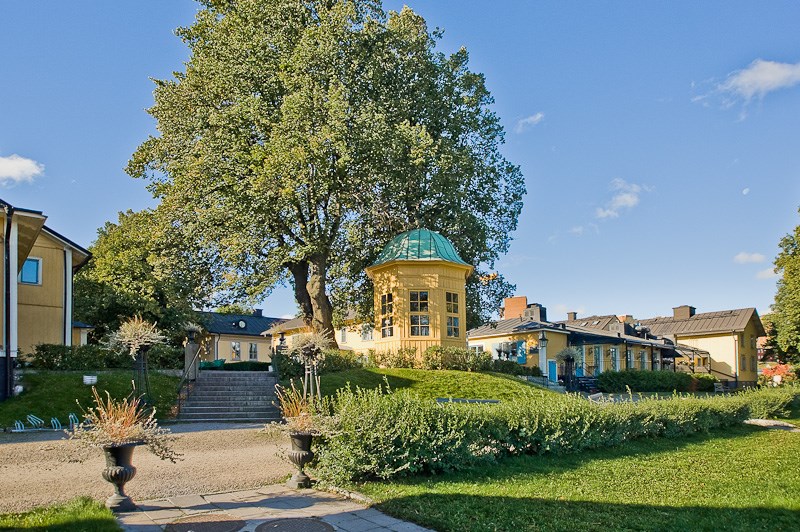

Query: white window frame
[231,341,241,360]
[249,342,258,360]
[19,257,42,285]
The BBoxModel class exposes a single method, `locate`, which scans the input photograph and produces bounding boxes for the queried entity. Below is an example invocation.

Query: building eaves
[638,308,762,337]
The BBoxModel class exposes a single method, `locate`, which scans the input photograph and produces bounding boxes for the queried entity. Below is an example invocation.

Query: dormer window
[237,320,246,329]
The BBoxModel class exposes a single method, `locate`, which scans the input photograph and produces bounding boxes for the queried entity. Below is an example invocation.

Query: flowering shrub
[312,385,800,483]
[759,364,797,387]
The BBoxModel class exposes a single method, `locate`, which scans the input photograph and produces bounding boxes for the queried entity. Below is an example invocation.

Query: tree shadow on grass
[377,493,800,532]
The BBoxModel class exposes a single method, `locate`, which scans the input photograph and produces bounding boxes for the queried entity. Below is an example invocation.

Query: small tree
[107,316,166,404]
[289,332,331,403]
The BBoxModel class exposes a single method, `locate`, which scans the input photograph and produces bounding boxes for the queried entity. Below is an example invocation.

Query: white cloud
[742,187,750,195]
[515,112,545,133]
[720,59,800,101]
[595,178,645,219]
[733,252,765,264]
[569,226,584,235]
[0,154,44,186]
[756,267,779,280]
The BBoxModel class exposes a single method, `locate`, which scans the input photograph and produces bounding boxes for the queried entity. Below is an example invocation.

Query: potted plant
[107,316,166,404]
[69,387,181,511]
[273,381,322,489]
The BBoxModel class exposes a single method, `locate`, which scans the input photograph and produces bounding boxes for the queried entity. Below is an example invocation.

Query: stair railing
[175,343,206,417]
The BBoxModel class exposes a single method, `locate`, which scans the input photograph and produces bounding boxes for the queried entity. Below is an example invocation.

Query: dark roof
[638,308,765,337]
[371,228,470,267]
[264,316,307,335]
[467,317,567,339]
[200,311,286,337]
[563,323,674,349]
[557,315,619,331]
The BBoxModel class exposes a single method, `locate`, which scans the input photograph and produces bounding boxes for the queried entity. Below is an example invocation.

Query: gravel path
[0,423,293,513]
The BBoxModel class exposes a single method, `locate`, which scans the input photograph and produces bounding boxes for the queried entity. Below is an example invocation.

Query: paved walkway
[117,484,432,532]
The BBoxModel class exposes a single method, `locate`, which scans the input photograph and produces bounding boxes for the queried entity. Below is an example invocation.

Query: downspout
[733,331,739,389]
[3,206,13,399]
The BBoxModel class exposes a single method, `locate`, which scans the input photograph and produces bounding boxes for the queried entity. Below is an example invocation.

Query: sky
[1,1,798,322]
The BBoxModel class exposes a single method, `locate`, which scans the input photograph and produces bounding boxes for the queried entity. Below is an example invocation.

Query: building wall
[336,323,376,353]
[675,317,761,385]
[369,261,470,355]
[18,232,68,355]
[468,329,569,370]
[203,334,273,363]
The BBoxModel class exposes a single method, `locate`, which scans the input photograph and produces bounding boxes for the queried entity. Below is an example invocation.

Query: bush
[368,347,417,368]
[312,385,800,483]
[146,344,183,369]
[490,359,543,377]
[272,350,304,379]
[29,344,128,370]
[319,349,364,373]
[598,370,694,393]
[421,346,492,372]
[223,361,271,371]
[691,373,719,392]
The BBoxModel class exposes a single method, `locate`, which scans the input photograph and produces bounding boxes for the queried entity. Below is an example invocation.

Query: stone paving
[116,484,433,532]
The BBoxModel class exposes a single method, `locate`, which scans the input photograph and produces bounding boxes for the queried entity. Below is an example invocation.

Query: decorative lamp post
[538,331,549,379]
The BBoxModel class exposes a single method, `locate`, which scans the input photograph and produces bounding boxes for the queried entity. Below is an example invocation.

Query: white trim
[64,248,72,346]
[9,220,18,358]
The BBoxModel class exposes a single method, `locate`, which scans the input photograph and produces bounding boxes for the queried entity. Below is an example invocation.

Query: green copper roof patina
[371,228,470,268]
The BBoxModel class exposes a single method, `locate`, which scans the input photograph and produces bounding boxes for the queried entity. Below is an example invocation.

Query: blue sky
[1,1,798,321]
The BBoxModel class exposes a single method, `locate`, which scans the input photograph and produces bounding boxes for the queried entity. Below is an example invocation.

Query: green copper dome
[371,228,470,267]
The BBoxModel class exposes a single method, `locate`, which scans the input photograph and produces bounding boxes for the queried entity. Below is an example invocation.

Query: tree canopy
[771,207,800,363]
[127,0,525,343]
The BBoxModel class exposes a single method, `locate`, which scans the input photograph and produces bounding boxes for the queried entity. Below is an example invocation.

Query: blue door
[575,365,584,377]
[548,360,558,383]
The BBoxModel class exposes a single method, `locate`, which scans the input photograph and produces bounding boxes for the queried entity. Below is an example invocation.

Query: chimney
[567,312,577,321]
[503,296,528,319]
[523,303,547,323]
[253,309,263,317]
[618,315,634,324]
[672,305,695,320]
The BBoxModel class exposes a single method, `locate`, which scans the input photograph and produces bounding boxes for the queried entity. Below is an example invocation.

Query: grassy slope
[0,371,179,428]
[360,424,800,531]
[0,497,119,531]
[318,368,550,401]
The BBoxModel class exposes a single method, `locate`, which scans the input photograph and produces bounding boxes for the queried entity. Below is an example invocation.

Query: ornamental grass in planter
[69,387,181,511]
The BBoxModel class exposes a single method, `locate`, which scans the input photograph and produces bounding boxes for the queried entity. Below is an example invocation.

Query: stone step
[177,411,280,420]
[198,371,276,379]
[175,416,283,423]
[188,391,275,398]
[180,406,278,414]
[184,399,276,407]
[191,386,275,392]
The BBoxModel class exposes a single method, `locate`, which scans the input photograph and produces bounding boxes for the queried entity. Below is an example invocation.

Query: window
[639,350,646,370]
[340,327,347,343]
[469,345,484,354]
[447,316,460,337]
[626,349,633,370]
[409,291,429,312]
[446,292,459,313]
[410,314,430,336]
[20,258,41,285]
[739,334,744,347]
[409,291,429,336]
[750,335,756,349]
[740,354,746,371]
[231,341,241,360]
[609,348,618,371]
[751,355,757,372]
[361,324,373,341]
[249,343,258,360]
[381,316,393,338]
[380,293,393,315]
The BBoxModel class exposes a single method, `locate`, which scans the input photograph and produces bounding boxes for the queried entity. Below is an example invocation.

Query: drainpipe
[732,331,739,389]
[3,205,13,399]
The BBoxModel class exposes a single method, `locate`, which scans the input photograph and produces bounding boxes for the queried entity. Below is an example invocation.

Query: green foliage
[691,373,719,392]
[771,207,800,364]
[0,496,118,531]
[318,349,365,374]
[491,359,542,377]
[28,343,181,370]
[222,361,271,371]
[214,303,254,315]
[312,385,800,482]
[0,370,180,427]
[368,348,418,369]
[272,351,304,380]
[597,370,695,393]
[420,346,492,372]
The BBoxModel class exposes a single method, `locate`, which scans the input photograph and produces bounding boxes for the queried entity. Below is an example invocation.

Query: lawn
[0,497,119,531]
[318,368,551,401]
[358,424,800,531]
[0,370,180,428]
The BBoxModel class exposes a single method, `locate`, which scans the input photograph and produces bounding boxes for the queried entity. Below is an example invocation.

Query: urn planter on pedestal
[286,433,314,489]
[102,443,139,511]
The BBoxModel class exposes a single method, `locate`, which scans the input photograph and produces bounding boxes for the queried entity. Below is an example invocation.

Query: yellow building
[365,228,473,355]
[1,198,90,399]
[639,306,765,387]
[264,312,377,354]
[198,310,284,363]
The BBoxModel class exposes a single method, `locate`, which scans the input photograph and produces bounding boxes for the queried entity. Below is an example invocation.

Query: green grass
[0,370,180,428]
[0,497,119,531]
[358,425,800,531]
[318,368,551,401]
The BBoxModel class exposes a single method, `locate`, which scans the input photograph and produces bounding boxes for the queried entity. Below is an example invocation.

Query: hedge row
[312,385,800,482]
[597,370,719,392]
[27,343,184,370]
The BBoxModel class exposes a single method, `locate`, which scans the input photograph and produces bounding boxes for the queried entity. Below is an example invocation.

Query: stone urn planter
[102,443,139,511]
[286,433,314,489]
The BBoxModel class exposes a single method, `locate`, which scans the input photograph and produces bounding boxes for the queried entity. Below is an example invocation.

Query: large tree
[771,207,800,363]
[128,0,525,342]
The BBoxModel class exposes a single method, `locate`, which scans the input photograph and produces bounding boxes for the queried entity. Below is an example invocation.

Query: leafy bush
[29,344,128,370]
[319,349,364,373]
[598,370,694,392]
[490,359,543,377]
[312,385,800,483]
[759,364,798,387]
[368,347,417,368]
[421,346,492,372]
[223,361,271,371]
[146,344,183,369]
[272,351,304,379]
[691,373,719,392]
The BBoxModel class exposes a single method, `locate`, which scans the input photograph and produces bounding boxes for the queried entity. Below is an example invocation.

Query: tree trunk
[287,261,314,326]
[307,255,338,348]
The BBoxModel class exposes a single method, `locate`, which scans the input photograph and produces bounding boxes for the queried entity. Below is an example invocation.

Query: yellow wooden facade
[201,332,273,363]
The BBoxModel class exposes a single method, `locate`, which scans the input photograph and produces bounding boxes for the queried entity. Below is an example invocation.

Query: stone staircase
[177,370,281,423]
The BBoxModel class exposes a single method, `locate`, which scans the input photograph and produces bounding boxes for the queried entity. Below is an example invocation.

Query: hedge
[597,370,719,393]
[312,385,800,483]
[28,343,183,370]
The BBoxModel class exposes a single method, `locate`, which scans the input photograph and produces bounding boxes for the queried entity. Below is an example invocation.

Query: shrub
[597,370,693,393]
[319,349,364,374]
[490,359,543,377]
[223,361,272,371]
[691,373,718,392]
[312,385,800,483]
[421,346,492,372]
[29,344,128,370]
[272,351,304,379]
[147,344,183,369]
[368,347,417,368]
[759,364,798,387]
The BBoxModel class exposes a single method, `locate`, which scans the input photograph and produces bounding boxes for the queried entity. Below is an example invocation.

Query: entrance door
[548,360,558,383]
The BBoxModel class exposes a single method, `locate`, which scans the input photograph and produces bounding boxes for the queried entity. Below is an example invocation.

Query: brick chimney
[672,305,696,320]
[523,303,547,323]
[567,311,577,321]
[503,296,528,319]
